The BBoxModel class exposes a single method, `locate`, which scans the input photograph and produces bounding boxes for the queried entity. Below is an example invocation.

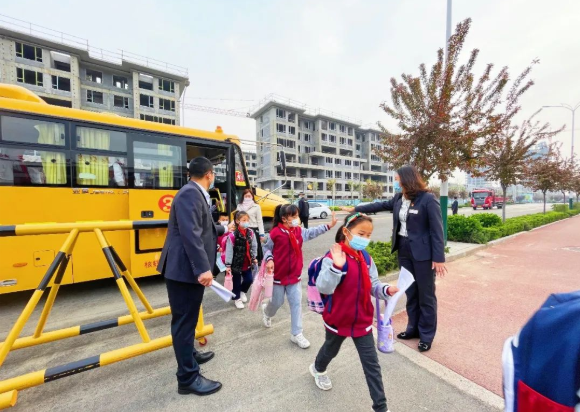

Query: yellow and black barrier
[0,220,214,410]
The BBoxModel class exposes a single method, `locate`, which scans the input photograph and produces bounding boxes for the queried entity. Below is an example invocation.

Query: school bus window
[74,127,128,187]
[133,140,182,189]
[0,146,67,186]
[1,116,66,146]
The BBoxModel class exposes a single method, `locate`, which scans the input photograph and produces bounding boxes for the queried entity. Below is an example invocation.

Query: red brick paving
[392,216,580,395]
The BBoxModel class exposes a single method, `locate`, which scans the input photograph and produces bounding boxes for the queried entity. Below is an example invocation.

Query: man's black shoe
[178,375,222,396]
[194,351,215,365]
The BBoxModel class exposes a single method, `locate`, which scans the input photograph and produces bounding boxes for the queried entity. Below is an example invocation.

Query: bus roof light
[215,126,223,133]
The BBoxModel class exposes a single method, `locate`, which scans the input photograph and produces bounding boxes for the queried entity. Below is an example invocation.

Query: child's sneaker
[234,299,245,309]
[290,333,310,349]
[309,364,332,390]
[262,304,272,328]
[240,292,248,303]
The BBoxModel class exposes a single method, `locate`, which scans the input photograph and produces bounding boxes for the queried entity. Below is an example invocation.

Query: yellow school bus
[0,84,284,294]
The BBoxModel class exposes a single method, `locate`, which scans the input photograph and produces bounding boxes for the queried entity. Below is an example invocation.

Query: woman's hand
[266,260,274,273]
[340,206,355,213]
[329,211,338,228]
[225,267,232,276]
[432,262,447,278]
[329,243,346,268]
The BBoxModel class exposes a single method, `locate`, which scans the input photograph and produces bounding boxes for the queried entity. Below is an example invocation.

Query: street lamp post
[543,103,580,160]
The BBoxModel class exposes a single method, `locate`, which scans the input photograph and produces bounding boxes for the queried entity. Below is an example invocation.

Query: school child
[262,204,338,349]
[310,213,399,412]
[213,213,230,280]
[225,211,258,309]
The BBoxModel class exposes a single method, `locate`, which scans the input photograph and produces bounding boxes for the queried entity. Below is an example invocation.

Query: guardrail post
[108,244,154,314]
[0,229,79,368]
[33,230,79,338]
[93,229,151,343]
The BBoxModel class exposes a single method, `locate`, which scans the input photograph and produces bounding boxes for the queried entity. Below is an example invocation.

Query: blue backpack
[307,250,371,315]
[502,290,580,412]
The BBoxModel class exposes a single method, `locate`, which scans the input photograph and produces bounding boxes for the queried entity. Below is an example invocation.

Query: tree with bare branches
[376,17,538,239]
[483,112,562,221]
[526,144,564,213]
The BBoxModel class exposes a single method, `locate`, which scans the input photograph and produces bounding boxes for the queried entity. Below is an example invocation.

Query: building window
[336,171,342,178]
[139,74,154,91]
[114,95,129,109]
[51,75,70,91]
[329,135,336,143]
[348,139,353,146]
[288,112,296,123]
[304,133,311,142]
[325,157,333,164]
[322,133,328,141]
[356,144,361,151]
[276,123,286,133]
[326,170,333,178]
[85,69,103,84]
[15,42,42,62]
[329,122,336,131]
[348,127,353,136]
[354,161,359,167]
[335,158,341,165]
[16,68,43,86]
[340,137,346,145]
[159,98,175,112]
[345,160,352,166]
[321,120,327,130]
[139,114,175,125]
[113,75,129,89]
[86,90,104,104]
[305,147,312,154]
[345,172,352,179]
[288,126,296,135]
[158,79,175,93]
[276,108,286,119]
[303,120,311,130]
[140,94,154,108]
[339,125,346,133]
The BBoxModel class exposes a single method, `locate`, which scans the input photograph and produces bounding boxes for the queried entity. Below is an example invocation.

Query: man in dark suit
[298,192,310,228]
[451,196,459,215]
[157,157,229,396]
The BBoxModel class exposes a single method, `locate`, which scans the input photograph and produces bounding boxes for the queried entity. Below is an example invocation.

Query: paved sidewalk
[393,216,580,395]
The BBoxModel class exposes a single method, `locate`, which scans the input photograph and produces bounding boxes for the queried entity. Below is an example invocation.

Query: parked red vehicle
[470,188,505,210]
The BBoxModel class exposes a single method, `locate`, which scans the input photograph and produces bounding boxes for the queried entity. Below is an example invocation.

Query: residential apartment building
[244,151,258,186]
[0,18,188,125]
[250,98,394,200]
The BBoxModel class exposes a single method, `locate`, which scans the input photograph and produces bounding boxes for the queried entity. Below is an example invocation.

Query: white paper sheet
[210,281,237,302]
[384,266,415,320]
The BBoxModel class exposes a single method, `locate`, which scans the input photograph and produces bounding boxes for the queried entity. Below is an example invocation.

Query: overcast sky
[3,0,580,184]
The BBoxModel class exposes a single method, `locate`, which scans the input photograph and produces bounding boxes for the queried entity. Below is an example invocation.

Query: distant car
[308,202,332,219]
[356,202,377,215]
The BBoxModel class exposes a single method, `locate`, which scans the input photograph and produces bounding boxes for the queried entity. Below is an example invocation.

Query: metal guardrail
[0,220,212,410]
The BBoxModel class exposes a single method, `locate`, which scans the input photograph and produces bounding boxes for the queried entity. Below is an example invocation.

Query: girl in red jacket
[262,204,338,349]
[310,213,398,412]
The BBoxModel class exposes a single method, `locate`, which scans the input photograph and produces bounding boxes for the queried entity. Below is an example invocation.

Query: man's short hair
[299,192,305,196]
[454,196,458,199]
[188,157,213,179]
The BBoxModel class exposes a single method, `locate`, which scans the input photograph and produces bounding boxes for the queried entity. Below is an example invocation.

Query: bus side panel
[128,189,177,278]
[0,187,130,294]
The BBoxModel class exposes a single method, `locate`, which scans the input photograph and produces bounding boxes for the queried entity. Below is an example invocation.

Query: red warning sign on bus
[158,194,174,213]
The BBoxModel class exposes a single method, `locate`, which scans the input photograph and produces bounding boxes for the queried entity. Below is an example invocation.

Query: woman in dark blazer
[346,165,447,352]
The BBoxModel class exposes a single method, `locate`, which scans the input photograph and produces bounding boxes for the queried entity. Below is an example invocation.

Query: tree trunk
[563,191,566,205]
[543,191,547,214]
[502,186,507,222]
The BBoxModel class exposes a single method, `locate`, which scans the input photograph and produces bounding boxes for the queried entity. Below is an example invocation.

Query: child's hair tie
[346,212,367,228]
